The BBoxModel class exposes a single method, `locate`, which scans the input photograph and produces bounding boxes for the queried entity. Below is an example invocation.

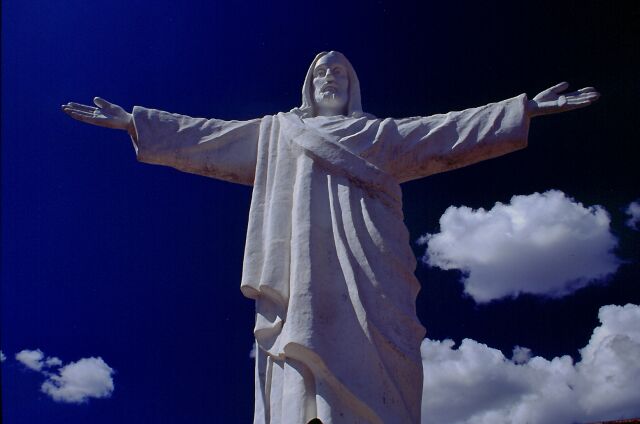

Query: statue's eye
[315,68,326,77]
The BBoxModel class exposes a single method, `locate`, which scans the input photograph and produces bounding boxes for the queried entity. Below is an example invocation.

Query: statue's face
[313,53,349,115]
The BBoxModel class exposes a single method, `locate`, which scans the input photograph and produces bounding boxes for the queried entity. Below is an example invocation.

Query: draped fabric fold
[131,93,530,424]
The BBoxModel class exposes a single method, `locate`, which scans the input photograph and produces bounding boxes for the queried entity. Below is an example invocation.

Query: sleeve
[388,94,531,183]
[130,106,262,186]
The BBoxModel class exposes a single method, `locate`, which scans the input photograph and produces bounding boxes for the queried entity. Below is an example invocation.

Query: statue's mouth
[322,84,338,92]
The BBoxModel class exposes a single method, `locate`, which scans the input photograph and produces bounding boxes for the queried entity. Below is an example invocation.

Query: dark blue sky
[2,1,639,423]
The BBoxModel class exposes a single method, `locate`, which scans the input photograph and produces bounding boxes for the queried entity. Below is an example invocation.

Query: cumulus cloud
[511,346,532,364]
[16,349,46,371]
[41,357,115,403]
[15,348,114,403]
[625,200,640,230]
[421,303,640,424]
[419,190,620,302]
[1,350,6,362]
[46,356,63,367]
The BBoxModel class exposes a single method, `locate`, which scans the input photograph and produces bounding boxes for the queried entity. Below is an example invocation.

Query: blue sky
[2,1,639,423]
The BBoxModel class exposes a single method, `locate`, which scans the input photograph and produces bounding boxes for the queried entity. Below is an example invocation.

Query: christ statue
[63,51,599,424]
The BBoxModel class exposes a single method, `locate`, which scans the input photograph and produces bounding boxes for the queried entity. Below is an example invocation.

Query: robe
[131,94,530,424]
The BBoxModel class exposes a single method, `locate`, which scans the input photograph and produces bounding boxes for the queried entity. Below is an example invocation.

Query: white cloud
[511,346,532,364]
[1,351,6,362]
[16,349,64,372]
[16,349,45,371]
[574,304,640,419]
[420,190,620,302]
[625,200,640,230]
[421,303,640,424]
[15,348,115,403]
[46,356,63,367]
[41,357,115,403]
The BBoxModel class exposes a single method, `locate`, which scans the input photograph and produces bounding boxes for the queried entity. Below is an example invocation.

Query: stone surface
[62,51,598,424]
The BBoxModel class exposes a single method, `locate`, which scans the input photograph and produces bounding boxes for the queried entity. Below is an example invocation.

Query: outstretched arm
[62,98,262,185]
[62,98,137,139]
[527,82,599,117]
[388,94,531,182]
[388,83,599,182]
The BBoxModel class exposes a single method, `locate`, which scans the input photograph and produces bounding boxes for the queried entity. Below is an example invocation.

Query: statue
[62,51,599,424]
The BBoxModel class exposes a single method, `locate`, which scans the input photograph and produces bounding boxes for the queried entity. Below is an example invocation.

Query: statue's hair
[291,51,369,118]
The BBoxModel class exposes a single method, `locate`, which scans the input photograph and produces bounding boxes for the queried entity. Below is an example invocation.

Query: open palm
[62,97,133,132]
[529,82,599,117]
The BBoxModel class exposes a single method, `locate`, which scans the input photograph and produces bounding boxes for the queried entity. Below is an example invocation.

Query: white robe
[131,94,530,424]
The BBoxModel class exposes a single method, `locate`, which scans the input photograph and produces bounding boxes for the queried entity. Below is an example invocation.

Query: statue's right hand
[62,97,133,133]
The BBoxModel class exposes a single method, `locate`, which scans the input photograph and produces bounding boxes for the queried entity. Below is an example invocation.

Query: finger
[566,95,600,106]
[566,93,600,102]
[580,92,600,100]
[63,108,98,119]
[565,90,599,98]
[567,91,599,98]
[547,81,569,94]
[64,110,101,123]
[564,102,592,111]
[567,99,590,105]
[93,97,113,109]
[567,97,598,106]
[577,87,597,93]
[65,102,97,113]
[62,105,98,116]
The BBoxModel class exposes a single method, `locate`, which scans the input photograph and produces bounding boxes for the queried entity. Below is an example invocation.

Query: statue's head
[294,51,366,118]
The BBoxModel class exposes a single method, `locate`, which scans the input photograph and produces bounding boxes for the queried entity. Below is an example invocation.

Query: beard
[315,91,348,110]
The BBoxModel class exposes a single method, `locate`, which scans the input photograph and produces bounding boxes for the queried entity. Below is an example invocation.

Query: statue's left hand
[527,82,599,117]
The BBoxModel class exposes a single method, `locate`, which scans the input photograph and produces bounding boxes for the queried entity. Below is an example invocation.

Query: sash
[277,113,402,211]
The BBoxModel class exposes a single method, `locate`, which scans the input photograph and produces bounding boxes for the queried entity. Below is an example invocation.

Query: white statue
[63,51,598,424]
